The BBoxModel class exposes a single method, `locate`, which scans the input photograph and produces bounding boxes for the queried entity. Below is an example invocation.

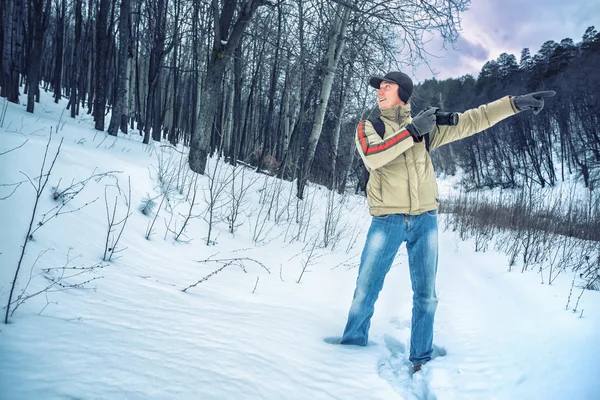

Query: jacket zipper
[379,173,383,203]
[404,153,412,212]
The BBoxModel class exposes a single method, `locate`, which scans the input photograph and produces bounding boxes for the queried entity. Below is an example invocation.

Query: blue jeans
[341,211,439,367]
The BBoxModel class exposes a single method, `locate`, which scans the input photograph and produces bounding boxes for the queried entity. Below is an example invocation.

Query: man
[341,71,555,372]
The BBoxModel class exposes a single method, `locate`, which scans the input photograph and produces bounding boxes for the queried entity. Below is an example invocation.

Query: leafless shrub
[574,242,600,291]
[200,157,236,245]
[345,218,367,254]
[156,144,191,196]
[296,236,323,283]
[56,108,67,133]
[572,272,599,315]
[322,190,347,249]
[145,195,166,240]
[565,275,576,310]
[251,177,278,244]
[285,186,317,244]
[275,182,295,225]
[442,183,600,290]
[268,177,287,223]
[5,133,95,323]
[182,255,270,292]
[164,212,175,240]
[172,174,201,243]
[155,145,182,201]
[7,247,106,318]
[6,133,63,323]
[228,165,259,235]
[103,177,132,261]
[51,169,120,203]
[544,235,564,284]
[494,231,520,272]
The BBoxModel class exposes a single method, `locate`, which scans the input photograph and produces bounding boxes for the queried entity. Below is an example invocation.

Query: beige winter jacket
[355,96,519,216]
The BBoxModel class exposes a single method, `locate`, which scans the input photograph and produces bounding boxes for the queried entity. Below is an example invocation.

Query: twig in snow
[573,275,599,313]
[0,139,29,156]
[183,256,271,292]
[103,177,132,261]
[0,181,25,200]
[297,237,321,284]
[565,274,575,310]
[5,131,62,324]
[182,261,236,292]
[9,246,106,318]
[175,174,201,242]
[145,195,166,240]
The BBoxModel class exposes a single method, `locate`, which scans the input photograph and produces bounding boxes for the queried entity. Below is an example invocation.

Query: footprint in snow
[378,334,411,382]
[379,333,441,400]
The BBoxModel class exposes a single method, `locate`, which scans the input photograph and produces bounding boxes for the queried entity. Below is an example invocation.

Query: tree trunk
[255,2,282,173]
[93,0,110,130]
[0,0,4,96]
[69,0,82,117]
[144,0,170,143]
[53,0,65,103]
[107,0,131,136]
[26,0,51,113]
[121,49,131,133]
[329,61,354,190]
[1,0,24,103]
[189,0,269,175]
[277,58,300,179]
[168,0,181,145]
[297,3,350,198]
[229,43,243,166]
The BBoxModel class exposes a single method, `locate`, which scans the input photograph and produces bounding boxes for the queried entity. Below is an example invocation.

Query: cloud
[413,0,600,83]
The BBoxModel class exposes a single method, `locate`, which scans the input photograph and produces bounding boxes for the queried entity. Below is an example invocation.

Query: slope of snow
[1,93,599,400]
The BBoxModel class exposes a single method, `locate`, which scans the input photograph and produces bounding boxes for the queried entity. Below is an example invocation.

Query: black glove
[406,107,437,137]
[513,91,556,115]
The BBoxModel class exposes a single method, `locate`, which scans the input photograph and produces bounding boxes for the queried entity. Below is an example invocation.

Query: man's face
[377,81,404,110]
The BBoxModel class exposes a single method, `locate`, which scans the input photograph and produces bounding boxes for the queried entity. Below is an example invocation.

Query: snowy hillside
[1,92,599,400]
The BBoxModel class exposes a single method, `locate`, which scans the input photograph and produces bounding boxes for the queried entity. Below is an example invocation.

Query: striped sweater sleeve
[354,120,415,170]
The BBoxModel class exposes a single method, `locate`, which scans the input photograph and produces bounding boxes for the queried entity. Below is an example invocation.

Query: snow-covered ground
[1,93,599,400]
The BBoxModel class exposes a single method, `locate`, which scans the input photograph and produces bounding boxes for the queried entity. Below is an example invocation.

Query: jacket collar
[379,103,411,124]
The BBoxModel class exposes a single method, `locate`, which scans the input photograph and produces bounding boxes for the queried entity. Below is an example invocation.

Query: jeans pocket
[426,210,437,217]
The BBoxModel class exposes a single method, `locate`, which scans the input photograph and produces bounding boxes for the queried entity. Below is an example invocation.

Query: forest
[1,0,599,196]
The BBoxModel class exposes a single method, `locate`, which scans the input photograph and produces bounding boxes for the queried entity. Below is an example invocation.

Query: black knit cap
[369,71,413,103]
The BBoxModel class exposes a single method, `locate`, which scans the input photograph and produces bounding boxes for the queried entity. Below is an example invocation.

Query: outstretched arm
[428,96,518,150]
[428,91,555,151]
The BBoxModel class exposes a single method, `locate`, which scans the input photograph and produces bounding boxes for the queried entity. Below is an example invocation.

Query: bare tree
[108,0,132,136]
[26,0,52,113]
[53,0,66,103]
[189,0,273,175]
[93,0,112,130]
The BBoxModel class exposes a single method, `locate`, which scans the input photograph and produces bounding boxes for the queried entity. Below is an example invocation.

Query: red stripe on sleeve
[357,120,411,155]
[358,121,368,153]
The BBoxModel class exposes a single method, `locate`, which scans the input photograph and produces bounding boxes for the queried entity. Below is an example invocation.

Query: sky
[413,0,600,83]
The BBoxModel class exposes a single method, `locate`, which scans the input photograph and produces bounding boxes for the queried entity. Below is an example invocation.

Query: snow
[1,92,599,400]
